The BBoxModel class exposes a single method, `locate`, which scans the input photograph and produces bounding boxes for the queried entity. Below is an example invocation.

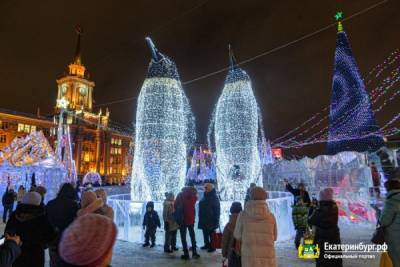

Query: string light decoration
[327,13,384,154]
[212,46,262,200]
[131,37,195,201]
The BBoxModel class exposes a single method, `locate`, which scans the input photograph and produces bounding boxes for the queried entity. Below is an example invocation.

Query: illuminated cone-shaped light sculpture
[214,46,262,200]
[327,13,384,154]
[131,38,195,201]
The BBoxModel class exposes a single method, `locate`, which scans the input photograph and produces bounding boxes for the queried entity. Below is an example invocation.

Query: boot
[142,242,150,247]
[181,249,190,260]
[192,248,200,259]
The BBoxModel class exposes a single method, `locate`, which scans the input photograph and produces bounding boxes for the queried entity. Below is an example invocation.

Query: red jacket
[175,187,197,226]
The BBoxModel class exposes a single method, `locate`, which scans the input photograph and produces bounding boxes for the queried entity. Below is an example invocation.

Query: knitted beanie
[22,191,42,206]
[319,188,334,201]
[251,187,268,201]
[230,202,243,214]
[59,214,117,266]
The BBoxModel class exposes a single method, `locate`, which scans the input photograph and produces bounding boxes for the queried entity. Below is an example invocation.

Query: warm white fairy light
[131,49,195,201]
[214,64,262,200]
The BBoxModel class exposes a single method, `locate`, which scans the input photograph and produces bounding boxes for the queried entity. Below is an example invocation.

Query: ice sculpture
[211,46,262,200]
[131,37,195,201]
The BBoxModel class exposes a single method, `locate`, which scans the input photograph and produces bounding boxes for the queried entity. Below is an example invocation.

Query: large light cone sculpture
[214,46,262,200]
[131,38,195,201]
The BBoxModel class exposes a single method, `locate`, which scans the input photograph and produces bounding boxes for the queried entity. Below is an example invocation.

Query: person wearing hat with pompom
[5,191,56,267]
[308,188,342,267]
[59,213,117,267]
[234,187,277,267]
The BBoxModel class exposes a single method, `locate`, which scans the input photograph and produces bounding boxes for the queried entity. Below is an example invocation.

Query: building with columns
[0,29,133,184]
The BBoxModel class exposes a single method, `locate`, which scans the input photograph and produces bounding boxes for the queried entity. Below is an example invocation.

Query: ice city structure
[131,37,195,201]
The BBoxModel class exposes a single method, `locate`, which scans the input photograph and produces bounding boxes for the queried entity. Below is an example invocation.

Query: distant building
[0,29,133,184]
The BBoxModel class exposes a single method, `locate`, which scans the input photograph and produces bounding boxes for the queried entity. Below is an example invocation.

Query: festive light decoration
[131,38,195,201]
[211,46,262,200]
[327,15,384,154]
[271,49,400,148]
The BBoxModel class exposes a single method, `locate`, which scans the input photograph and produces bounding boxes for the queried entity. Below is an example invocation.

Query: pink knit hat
[319,188,334,201]
[59,213,117,266]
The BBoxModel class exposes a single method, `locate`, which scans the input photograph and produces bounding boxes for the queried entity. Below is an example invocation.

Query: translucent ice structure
[108,191,294,243]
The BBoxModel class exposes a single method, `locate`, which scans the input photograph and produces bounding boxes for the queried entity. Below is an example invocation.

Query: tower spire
[73,25,83,65]
[335,11,344,33]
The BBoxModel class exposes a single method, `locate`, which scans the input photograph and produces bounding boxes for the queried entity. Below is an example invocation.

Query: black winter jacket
[143,210,161,229]
[286,183,311,206]
[5,204,56,267]
[198,189,221,230]
[46,184,79,234]
[308,200,342,267]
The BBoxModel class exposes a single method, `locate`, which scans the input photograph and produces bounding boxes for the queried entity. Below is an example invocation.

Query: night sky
[1,0,399,155]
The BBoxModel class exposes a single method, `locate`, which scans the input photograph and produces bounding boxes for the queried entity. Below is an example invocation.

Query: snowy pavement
[1,221,382,266]
[110,223,381,267]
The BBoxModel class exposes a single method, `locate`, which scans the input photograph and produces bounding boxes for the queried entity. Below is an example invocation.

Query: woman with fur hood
[234,187,277,267]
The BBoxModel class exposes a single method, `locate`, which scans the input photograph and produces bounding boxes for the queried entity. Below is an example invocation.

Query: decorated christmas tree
[327,12,384,154]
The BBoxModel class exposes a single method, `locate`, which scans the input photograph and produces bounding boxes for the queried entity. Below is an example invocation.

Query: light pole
[56,98,69,161]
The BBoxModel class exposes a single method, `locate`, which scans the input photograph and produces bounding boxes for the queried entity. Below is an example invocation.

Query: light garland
[131,38,195,201]
[212,49,262,200]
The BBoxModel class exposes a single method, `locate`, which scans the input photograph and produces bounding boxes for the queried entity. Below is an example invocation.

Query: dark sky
[1,0,399,155]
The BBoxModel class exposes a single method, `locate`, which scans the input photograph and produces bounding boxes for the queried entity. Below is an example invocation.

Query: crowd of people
[0,183,117,267]
[0,169,398,267]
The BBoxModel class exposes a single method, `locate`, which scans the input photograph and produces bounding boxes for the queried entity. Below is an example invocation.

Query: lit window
[24,124,30,133]
[18,123,24,132]
[0,135,6,143]
[30,126,36,133]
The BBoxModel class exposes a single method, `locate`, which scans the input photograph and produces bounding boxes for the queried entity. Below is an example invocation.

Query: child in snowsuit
[142,201,161,248]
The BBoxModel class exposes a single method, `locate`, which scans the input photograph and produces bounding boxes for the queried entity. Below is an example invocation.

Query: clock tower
[56,27,95,113]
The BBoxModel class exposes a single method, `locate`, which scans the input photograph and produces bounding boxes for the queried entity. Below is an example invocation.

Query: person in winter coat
[163,192,179,253]
[234,187,277,267]
[95,189,114,220]
[16,186,25,204]
[198,183,221,252]
[222,202,242,267]
[5,191,56,267]
[284,179,311,248]
[34,186,47,206]
[77,191,107,218]
[175,185,200,260]
[59,214,117,267]
[370,162,381,198]
[46,183,79,267]
[142,201,161,248]
[380,178,400,267]
[308,188,342,267]
[2,186,17,223]
[0,233,22,267]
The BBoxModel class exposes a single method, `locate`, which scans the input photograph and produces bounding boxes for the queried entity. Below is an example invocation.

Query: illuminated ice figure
[212,46,262,200]
[131,37,195,201]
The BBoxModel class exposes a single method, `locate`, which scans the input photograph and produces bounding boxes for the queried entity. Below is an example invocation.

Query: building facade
[0,29,133,184]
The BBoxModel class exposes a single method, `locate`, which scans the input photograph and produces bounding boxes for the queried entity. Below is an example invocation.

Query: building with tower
[0,28,133,184]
